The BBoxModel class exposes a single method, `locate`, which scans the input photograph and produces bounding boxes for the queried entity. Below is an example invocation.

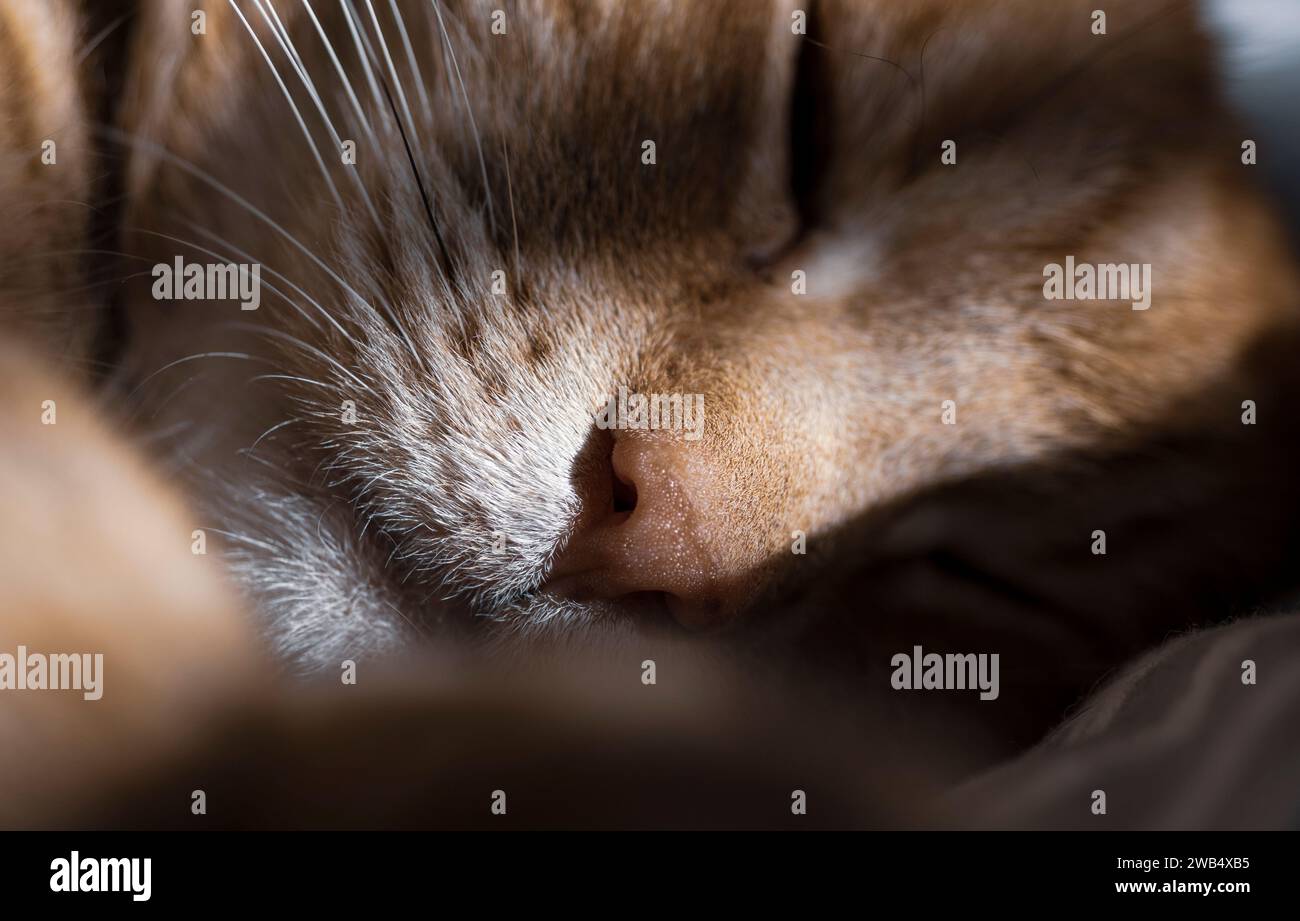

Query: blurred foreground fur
[0,0,952,829]
[0,341,958,828]
[3,0,1300,828]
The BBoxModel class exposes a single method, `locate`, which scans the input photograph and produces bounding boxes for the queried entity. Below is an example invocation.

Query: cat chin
[201,467,616,671]
[205,457,719,667]
[177,470,410,673]
[488,592,683,640]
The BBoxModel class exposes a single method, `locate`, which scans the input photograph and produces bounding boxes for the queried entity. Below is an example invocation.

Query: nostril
[611,466,637,514]
[549,429,740,629]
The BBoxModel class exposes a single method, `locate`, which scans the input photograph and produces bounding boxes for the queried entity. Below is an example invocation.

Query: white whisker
[389,0,432,121]
[137,226,328,336]
[252,372,335,389]
[206,527,282,554]
[179,222,349,334]
[363,0,422,149]
[102,126,422,364]
[302,0,378,148]
[228,0,344,212]
[257,0,382,228]
[431,0,497,236]
[246,416,304,452]
[225,321,373,392]
[77,13,130,65]
[501,136,521,274]
[126,351,263,401]
[339,0,388,118]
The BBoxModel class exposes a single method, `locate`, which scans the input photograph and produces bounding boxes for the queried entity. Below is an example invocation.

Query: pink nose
[544,431,735,630]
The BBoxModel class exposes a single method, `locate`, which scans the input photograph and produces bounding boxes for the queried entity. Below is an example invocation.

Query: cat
[4,0,1300,826]
[109,0,1300,745]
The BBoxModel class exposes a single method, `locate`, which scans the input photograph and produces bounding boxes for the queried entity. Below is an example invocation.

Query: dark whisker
[375,65,453,274]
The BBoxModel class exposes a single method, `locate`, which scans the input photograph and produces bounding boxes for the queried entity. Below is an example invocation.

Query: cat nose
[545,431,737,630]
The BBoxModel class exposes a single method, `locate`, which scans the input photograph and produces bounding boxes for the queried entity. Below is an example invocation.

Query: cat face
[118,0,1300,683]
